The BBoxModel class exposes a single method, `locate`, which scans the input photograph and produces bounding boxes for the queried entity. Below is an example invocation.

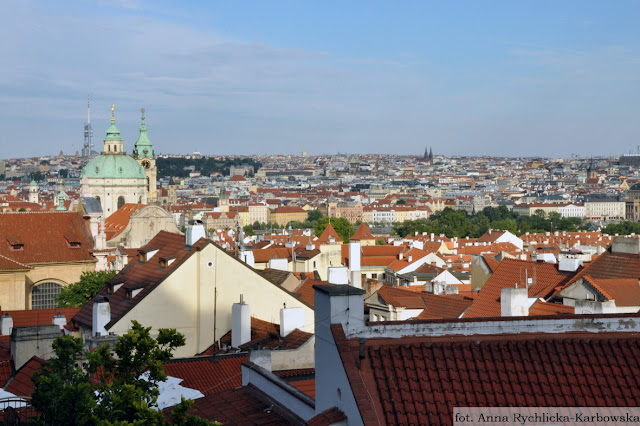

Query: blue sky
[2,0,640,158]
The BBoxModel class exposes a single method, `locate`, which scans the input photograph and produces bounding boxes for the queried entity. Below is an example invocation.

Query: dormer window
[7,235,23,251]
[138,251,146,262]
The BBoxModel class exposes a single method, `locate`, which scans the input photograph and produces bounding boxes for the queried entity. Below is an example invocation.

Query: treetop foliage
[56,270,117,308]
[157,157,261,179]
[31,321,217,425]
[393,206,588,238]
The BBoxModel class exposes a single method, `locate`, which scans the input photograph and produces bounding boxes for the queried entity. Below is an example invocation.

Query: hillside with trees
[157,157,261,178]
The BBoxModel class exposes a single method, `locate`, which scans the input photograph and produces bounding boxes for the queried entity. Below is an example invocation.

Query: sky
[2,1,640,158]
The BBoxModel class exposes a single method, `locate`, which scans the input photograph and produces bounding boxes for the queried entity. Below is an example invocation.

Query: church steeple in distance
[133,108,155,159]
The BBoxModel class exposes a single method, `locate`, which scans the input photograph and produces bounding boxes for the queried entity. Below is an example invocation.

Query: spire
[133,107,154,158]
[104,105,122,142]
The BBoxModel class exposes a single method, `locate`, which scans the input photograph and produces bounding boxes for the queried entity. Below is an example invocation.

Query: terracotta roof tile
[174,384,295,425]
[582,276,640,306]
[528,300,575,316]
[103,203,146,240]
[342,330,640,425]
[164,355,246,395]
[316,224,343,244]
[464,258,573,318]
[201,317,313,356]
[0,308,81,328]
[0,212,95,264]
[307,407,347,426]
[0,360,12,387]
[5,356,44,397]
[350,223,374,241]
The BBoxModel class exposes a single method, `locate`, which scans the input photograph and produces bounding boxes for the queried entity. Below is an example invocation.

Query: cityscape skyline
[2,1,640,158]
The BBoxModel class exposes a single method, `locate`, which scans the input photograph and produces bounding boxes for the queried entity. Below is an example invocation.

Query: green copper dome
[133,109,154,158]
[82,154,146,179]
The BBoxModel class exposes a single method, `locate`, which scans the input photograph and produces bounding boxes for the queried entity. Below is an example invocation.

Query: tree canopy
[31,321,218,425]
[156,157,261,179]
[602,221,640,236]
[56,270,117,308]
[392,206,588,238]
[314,217,355,243]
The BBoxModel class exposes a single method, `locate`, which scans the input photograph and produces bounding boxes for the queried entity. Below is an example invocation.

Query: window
[32,282,62,309]
[117,196,125,210]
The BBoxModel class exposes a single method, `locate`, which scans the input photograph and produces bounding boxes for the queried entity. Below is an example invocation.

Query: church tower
[587,158,597,181]
[133,108,157,202]
[28,180,38,204]
[218,182,229,212]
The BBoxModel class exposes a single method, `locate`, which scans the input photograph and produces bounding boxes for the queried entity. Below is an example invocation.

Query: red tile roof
[201,317,313,356]
[103,203,146,240]
[0,360,12,387]
[0,212,95,265]
[174,384,294,425]
[339,325,640,425]
[307,407,347,426]
[464,258,573,318]
[289,378,315,399]
[316,224,343,244]
[581,276,640,307]
[164,355,246,395]
[350,223,374,241]
[375,286,471,319]
[559,248,640,292]
[0,308,80,328]
[4,356,43,397]
[528,300,575,316]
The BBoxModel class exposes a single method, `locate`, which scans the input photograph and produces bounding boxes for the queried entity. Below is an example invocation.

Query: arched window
[117,196,125,210]
[108,145,111,152]
[114,145,118,152]
[32,282,62,309]
[95,196,100,203]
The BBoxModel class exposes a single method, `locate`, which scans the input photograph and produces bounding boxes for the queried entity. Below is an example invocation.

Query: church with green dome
[80,105,157,216]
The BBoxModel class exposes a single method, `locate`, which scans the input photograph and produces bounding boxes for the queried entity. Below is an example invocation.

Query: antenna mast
[82,95,94,157]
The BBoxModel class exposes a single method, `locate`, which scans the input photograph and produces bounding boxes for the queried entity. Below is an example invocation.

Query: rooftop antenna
[82,95,93,157]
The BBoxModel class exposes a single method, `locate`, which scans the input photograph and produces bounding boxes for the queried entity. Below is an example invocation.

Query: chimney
[268,257,288,271]
[52,313,67,330]
[349,242,362,288]
[92,295,110,337]
[1,314,13,336]
[232,295,251,348]
[186,220,206,246]
[398,251,403,260]
[327,266,349,284]
[408,254,413,262]
[313,284,365,419]
[611,236,640,255]
[280,306,304,337]
[501,287,529,317]
[306,242,315,251]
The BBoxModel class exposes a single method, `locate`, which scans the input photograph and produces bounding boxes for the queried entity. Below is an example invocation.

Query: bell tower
[133,108,157,202]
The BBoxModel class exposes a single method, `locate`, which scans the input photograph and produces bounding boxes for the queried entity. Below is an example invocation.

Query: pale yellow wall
[315,245,343,281]
[110,243,314,358]
[0,261,96,310]
[0,272,28,311]
[271,335,315,371]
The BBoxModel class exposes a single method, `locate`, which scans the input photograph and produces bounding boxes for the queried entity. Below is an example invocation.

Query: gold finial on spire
[141,108,145,121]
[111,104,115,121]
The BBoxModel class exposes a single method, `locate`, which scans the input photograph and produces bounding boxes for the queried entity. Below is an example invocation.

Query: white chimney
[241,250,255,268]
[268,257,288,271]
[349,242,362,288]
[328,266,349,284]
[398,251,403,260]
[280,307,304,337]
[92,295,110,337]
[232,295,251,348]
[186,222,206,246]
[306,242,315,251]
[52,314,67,330]
[501,287,529,317]
[1,314,13,336]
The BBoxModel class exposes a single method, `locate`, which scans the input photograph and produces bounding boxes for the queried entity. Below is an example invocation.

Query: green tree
[396,199,407,204]
[375,239,387,245]
[307,209,323,222]
[56,271,117,308]
[31,321,218,425]
[314,217,355,243]
[59,169,69,178]
[242,225,255,236]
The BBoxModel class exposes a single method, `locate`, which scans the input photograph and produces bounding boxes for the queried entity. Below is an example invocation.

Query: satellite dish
[227,230,235,238]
